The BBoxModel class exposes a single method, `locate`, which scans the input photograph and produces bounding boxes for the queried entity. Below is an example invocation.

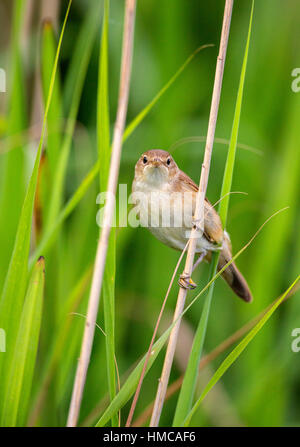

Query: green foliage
[0,0,299,427]
[0,0,26,291]
[96,0,118,427]
[95,329,171,427]
[1,258,45,426]
[41,21,63,177]
[0,1,72,424]
[184,275,300,426]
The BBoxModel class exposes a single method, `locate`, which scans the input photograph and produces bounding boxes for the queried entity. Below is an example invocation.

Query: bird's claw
[178,273,197,290]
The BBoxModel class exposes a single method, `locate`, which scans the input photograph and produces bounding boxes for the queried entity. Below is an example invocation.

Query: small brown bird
[132,149,252,302]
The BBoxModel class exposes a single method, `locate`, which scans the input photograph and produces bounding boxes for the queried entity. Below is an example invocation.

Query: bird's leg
[192,251,206,272]
[178,251,207,290]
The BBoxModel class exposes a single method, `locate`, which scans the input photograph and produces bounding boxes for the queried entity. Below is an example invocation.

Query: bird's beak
[152,158,160,167]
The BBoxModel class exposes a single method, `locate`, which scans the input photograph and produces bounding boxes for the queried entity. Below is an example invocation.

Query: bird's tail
[218,250,253,302]
[215,231,252,302]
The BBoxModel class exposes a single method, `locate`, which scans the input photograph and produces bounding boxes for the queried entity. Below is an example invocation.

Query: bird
[132,149,252,302]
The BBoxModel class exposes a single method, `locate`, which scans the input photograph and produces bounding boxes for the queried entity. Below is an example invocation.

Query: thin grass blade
[0,0,26,289]
[183,275,300,426]
[41,20,62,175]
[95,329,171,427]
[63,0,102,114]
[96,0,118,427]
[218,0,254,226]
[44,0,102,233]
[1,257,45,426]
[27,265,92,426]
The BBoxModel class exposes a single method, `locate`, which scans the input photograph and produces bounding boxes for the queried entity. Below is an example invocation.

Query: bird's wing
[175,170,223,245]
[203,199,223,245]
[176,169,199,193]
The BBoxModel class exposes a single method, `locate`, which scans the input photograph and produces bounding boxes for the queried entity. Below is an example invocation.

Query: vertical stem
[125,242,189,427]
[150,0,234,427]
[67,0,136,427]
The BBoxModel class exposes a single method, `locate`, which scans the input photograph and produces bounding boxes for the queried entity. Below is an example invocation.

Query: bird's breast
[131,182,216,253]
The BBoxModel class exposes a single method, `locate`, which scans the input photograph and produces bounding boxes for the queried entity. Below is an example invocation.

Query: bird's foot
[178,272,197,290]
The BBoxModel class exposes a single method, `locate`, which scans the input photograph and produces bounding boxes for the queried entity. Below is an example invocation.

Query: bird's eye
[166,158,171,166]
[143,156,148,164]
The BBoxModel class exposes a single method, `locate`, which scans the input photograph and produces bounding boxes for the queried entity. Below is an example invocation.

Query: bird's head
[134,149,178,187]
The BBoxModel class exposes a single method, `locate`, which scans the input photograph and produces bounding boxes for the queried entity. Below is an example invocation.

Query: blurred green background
[0,0,299,427]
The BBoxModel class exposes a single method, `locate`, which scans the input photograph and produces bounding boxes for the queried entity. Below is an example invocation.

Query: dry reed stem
[125,241,190,427]
[67,0,136,427]
[150,0,234,426]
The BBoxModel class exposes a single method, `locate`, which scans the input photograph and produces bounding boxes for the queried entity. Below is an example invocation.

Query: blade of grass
[39,21,64,404]
[168,136,263,156]
[0,0,26,290]
[98,0,110,193]
[43,0,102,233]
[245,34,300,379]
[63,0,102,114]
[1,257,45,427]
[27,265,93,426]
[29,160,100,270]
[96,0,118,427]
[0,1,72,416]
[183,274,300,426]
[173,0,255,426]
[219,1,254,226]
[95,329,171,427]
[43,2,103,420]
[41,20,62,175]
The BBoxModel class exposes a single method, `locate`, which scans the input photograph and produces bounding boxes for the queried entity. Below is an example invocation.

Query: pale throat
[141,165,171,191]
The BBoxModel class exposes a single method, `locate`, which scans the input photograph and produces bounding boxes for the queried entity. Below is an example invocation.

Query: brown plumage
[132,149,253,302]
